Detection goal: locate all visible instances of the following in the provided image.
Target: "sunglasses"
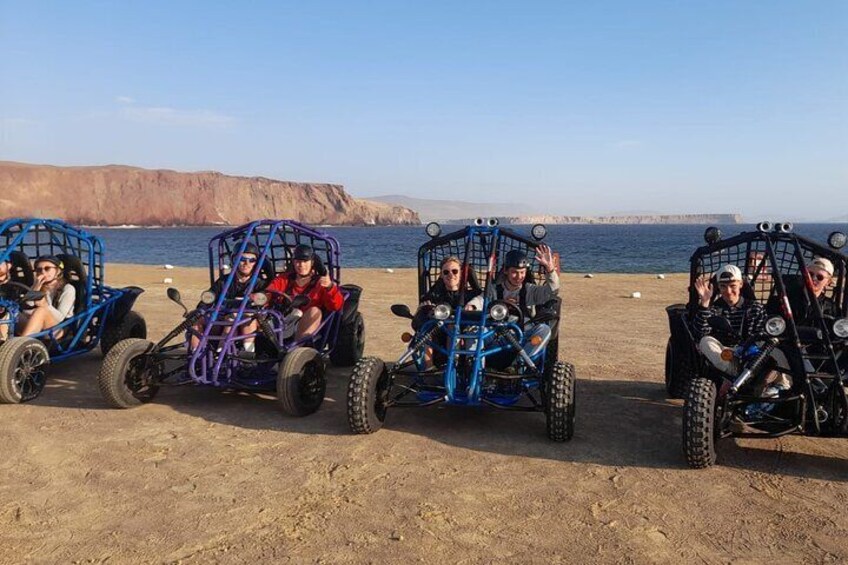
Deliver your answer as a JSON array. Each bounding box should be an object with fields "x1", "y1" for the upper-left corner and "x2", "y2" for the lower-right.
[
  {"x1": 811, "y1": 272, "x2": 830, "y2": 282},
  {"x1": 442, "y1": 268, "x2": 460, "y2": 276},
  {"x1": 239, "y1": 256, "x2": 257, "y2": 264},
  {"x1": 35, "y1": 266, "x2": 57, "y2": 273}
]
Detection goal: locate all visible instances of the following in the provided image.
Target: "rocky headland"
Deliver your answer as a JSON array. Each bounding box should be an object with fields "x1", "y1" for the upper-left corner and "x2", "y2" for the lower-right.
[{"x1": 0, "y1": 161, "x2": 419, "y2": 226}]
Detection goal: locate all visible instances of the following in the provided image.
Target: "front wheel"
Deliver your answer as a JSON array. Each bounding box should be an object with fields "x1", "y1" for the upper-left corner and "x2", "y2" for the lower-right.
[
  {"x1": 347, "y1": 357, "x2": 389, "y2": 434},
  {"x1": 277, "y1": 347, "x2": 326, "y2": 416},
  {"x1": 0, "y1": 337, "x2": 50, "y2": 404},
  {"x1": 546, "y1": 361, "x2": 576, "y2": 442},
  {"x1": 98, "y1": 338, "x2": 158, "y2": 408},
  {"x1": 683, "y1": 377, "x2": 719, "y2": 468}
]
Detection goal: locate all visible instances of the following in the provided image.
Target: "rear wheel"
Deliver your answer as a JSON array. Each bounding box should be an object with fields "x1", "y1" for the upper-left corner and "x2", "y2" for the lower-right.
[
  {"x1": 331, "y1": 311, "x2": 365, "y2": 367},
  {"x1": 683, "y1": 377, "x2": 718, "y2": 468},
  {"x1": 347, "y1": 357, "x2": 389, "y2": 434},
  {"x1": 277, "y1": 347, "x2": 326, "y2": 416},
  {"x1": 101, "y1": 311, "x2": 147, "y2": 356},
  {"x1": 665, "y1": 338, "x2": 690, "y2": 399},
  {"x1": 546, "y1": 361, "x2": 575, "y2": 442},
  {"x1": 0, "y1": 337, "x2": 50, "y2": 404},
  {"x1": 98, "y1": 338, "x2": 158, "y2": 408}
]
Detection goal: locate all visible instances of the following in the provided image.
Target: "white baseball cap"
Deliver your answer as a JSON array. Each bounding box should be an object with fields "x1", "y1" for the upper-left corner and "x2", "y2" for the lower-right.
[
  {"x1": 716, "y1": 264, "x2": 742, "y2": 282},
  {"x1": 809, "y1": 257, "x2": 834, "y2": 277}
]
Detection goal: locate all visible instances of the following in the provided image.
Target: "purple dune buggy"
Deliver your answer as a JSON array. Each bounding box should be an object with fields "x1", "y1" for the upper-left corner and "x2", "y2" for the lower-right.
[{"x1": 97, "y1": 219, "x2": 364, "y2": 416}]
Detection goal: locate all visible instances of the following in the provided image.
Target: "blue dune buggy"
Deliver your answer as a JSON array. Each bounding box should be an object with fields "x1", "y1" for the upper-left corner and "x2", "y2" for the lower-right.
[
  {"x1": 666, "y1": 222, "x2": 848, "y2": 467},
  {"x1": 98, "y1": 219, "x2": 364, "y2": 416},
  {"x1": 347, "y1": 219, "x2": 575, "y2": 441},
  {"x1": 0, "y1": 218, "x2": 146, "y2": 403}
]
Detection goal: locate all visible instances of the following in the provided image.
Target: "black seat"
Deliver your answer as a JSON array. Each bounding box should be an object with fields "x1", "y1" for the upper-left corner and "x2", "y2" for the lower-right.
[
  {"x1": 55, "y1": 254, "x2": 87, "y2": 314},
  {"x1": 8, "y1": 250, "x2": 34, "y2": 287}
]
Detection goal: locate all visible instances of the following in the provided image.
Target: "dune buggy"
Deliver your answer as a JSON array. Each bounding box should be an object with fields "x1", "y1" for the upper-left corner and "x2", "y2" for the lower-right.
[
  {"x1": 347, "y1": 219, "x2": 575, "y2": 441},
  {"x1": 0, "y1": 218, "x2": 146, "y2": 403},
  {"x1": 98, "y1": 219, "x2": 364, "y2": 416},
  {"x1": 665, "y1": 222, "x2": 848, "y2": 467}
]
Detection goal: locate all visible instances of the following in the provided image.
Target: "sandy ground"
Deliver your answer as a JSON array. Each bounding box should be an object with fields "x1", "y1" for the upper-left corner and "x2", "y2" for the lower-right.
[{"x1": 1, "y1": 265, "x2": 847, "y2": 564}]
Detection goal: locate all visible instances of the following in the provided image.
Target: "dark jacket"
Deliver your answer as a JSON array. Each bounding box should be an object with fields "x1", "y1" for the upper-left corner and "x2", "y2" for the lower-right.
[{"x1": 692, "y1": 296, "x2": 767, "y2": 345}]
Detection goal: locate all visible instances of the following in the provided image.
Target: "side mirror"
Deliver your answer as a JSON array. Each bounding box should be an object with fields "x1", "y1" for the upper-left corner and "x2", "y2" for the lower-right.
[
  {"x1": 391, "y1": 304, "x2": 414, "y2": 319},
  {"x1": 167, "y1": 287, "x2": 188, "y2": 315}
]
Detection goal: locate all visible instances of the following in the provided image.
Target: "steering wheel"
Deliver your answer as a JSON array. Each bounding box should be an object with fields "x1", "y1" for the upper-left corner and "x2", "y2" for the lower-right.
[{"x1": 3, "y1": 281, "x2": 44, "y2": 303}]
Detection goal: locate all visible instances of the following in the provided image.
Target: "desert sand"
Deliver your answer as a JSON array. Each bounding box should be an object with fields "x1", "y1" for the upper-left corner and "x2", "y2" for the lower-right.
[{"x1": 1, "y1": 266, "x2": 846, "y2": 564}]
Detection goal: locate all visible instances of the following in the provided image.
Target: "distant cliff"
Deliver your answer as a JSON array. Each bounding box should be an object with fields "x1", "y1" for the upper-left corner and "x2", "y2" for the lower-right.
[
  {"x1": 450, "y1": 214, "x2": 743, "y2": 225},
  {"x1": 0, "y1": 162, "x2": 419, "y2": 226}
]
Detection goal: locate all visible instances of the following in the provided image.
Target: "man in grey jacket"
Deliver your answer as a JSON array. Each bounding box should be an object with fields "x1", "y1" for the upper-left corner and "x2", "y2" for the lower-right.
[{"x1": 468, "y1": 244, "x2": 559, "y2": 318}]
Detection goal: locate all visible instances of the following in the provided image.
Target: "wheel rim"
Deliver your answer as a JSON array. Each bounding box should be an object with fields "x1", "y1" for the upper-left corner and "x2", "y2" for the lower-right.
[
  {"x1": 125, "y1": 356, "x2": 156, "y2": 401},
  {"x1": 298, "y1": 360, "x2": 325, "y2": 408},
  {"x1": 13, "y1": 346, "x2": 48, "y2": 400}
]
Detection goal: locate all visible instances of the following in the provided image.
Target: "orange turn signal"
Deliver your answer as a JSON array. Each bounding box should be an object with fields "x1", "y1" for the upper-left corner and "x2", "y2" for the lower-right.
[
  {"x1": 401, "y1": 332, "x2": 413, "y2": 343},
  {"x1": 720, "y1": 348, "x2": 734, "y2": 362},
  {"x1": 530, "y1": 335, "x2": 543, "y2": 346}
]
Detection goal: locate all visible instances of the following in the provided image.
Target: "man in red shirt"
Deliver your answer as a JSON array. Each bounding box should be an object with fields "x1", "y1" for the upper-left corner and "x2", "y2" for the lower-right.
[{"x1": 266, "y1": 244, "x2": 343, "y2": 340}]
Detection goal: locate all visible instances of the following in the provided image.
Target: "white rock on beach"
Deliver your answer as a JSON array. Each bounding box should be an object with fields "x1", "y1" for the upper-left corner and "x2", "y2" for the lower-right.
[
  {"x1": 584, "y1": 274, "x2": 594, "y2": 278},
  {"x1": 385, "y1": 268, "x2": 394, "y2": 274},
  {"x1": 164, "y1": 264, "x2": 174, "y2": 270},
  {"x1": 163, "y1": 277, "x2": 173, "y2": 284},
  {"x1": 631, "y1": 291, "x2": 642, "y2": 299},
  {"x1": 657, "y1": 274, "x2": 665, "y2": 279}
]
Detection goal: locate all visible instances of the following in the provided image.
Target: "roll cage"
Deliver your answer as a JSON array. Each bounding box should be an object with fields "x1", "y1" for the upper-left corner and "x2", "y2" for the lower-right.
[
  {"x1": 0, "y1": 218, "x2": 137, "y2": 361},
  {"x1": 147, "y1": 220, "x2": 349, "y2": 389},
  {"x1": 391, "y1": 223, "x2": 556, "y2": 408}
]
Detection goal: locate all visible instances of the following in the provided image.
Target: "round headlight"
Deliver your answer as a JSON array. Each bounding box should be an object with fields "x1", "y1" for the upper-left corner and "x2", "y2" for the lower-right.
[
  {"x1": 531, "y1": 224, "x2": 547, "y2": 241},
  {"x1": 756, "y1": 221, "x2": 772, "y2": 233},
  {"x1": 765, "y1": 316, "x2": 786, "y2": 337},
  {"x1": 833, "y1": 318, "x2": 848, "y2": 339},
  {"x1": 777, "y1": 222, "x2": 793, "y2": 233},
  {"x1": 487, "y1": 218, "x2": 499, "y2": 227},
  {"x1": 474, "y1": 217, "x2": 484, "y2": 226},
  {"x1": 828, "y1": 231, "x2": 847, "y2": 250},
  {"x1": 200, "y1": 290, "x2": 216, "y2": 305},
  {"x1": 252, "y1": 292, "x2": 268, "y2": 307},
  {"x1": 703, "y1": 226, "x2": 722, "y2": 245},
  {"x1": 425, "y1": 222, "x2": 442, "y2": 238},
  {"x1": 433, "y1": 303, "x2": 451, "y2": 321},
  {"x1": 489, "y1": 303, "x2": 508, "y2": 321}
]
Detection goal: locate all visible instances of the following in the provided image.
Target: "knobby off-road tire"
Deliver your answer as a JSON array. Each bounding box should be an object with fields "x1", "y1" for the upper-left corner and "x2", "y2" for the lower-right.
[
  {"x1": 347, "y1": 357, "x2": 389, "y2": 434},
  {"x1": 664, "y1": 338, "x2": 690, "y2": 400},
  {"x1": 546, "y1": 361, "x2": 576, "y2": 442},
  {"x1": 100, "y1": 310, "x2": 148, "y2": 356},
  {"x1": 277, "y1": 347, "x2": 326, "y2": 416},
  {"x1": 683, "y1": 377, "x2": 718, "y2": 468},
  {"x1": 0, "y1": 337, "x2": 50, "y2": 404},
  {"x1": 330, "y1": 311, "x2": 365, "y2": 367},
  {"x1": 98, "y1": 338, "x2": 158, "y2": 408}
]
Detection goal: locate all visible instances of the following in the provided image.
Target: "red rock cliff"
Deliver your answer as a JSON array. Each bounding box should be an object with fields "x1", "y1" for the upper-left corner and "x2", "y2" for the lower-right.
[{"x1": 0, "y1": 162, "x2": 419, "y2": 226}]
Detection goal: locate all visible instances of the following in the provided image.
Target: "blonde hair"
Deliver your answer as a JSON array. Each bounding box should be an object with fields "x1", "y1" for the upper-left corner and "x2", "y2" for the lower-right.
[{"x1": 440, "y1": 256, "x2": 461, "y2": 269}]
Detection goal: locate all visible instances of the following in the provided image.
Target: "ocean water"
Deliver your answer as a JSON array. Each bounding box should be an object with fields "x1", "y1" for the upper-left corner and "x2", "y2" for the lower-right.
[{"x1": 87, "y1": 223, "x2": 847, "y2": 273}]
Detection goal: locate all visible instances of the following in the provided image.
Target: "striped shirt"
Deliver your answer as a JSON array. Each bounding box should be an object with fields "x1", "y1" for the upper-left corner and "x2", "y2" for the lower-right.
[{"x1": 692, "y1": 296, "x2": 766, "y2": 345}]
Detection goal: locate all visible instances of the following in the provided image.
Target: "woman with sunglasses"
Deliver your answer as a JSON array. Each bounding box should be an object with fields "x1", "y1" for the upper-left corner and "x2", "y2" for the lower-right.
[
  {"x1": 414, "y1": 256, "x2": 482, "y2": 369},
  {"x1": 18, "y1": 256, "x2": 76, "y2": 337},
  {"x1": 191, "y1": 242, "x2": 267, "y2": 351}
]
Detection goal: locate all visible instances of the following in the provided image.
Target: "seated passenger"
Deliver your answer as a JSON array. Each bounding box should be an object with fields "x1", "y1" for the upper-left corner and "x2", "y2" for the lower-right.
[
  {"x1": 192, "y1": 242, "x2": 267, "y2": 353},
  {"x1": 467, "y1": 244, "x2": 559, "y2": 319},
  {"x1": 767, "y1": 257, "x2": 838, "y2": 327},
  {"x1": 18, "y1": 256, "x2": 76, "y2": 337},
  {"x1": 266, "y1": 244, "x2": 343, "y2": 341},
  {"x1": 693, "y1": 264, "x2": 791, "y2": 397},
  {"x1": 0, "y1": 257, "x2": 14, "y2": 340},
  {"x1": 414, "y1": 256, "x2": 482, "y2": 369}
]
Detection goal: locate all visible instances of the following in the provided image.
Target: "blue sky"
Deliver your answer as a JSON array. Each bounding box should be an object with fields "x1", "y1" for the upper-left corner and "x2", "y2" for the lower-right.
[{"x1": 1, "y1": 1, "x2": 846, "y2": 219}]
